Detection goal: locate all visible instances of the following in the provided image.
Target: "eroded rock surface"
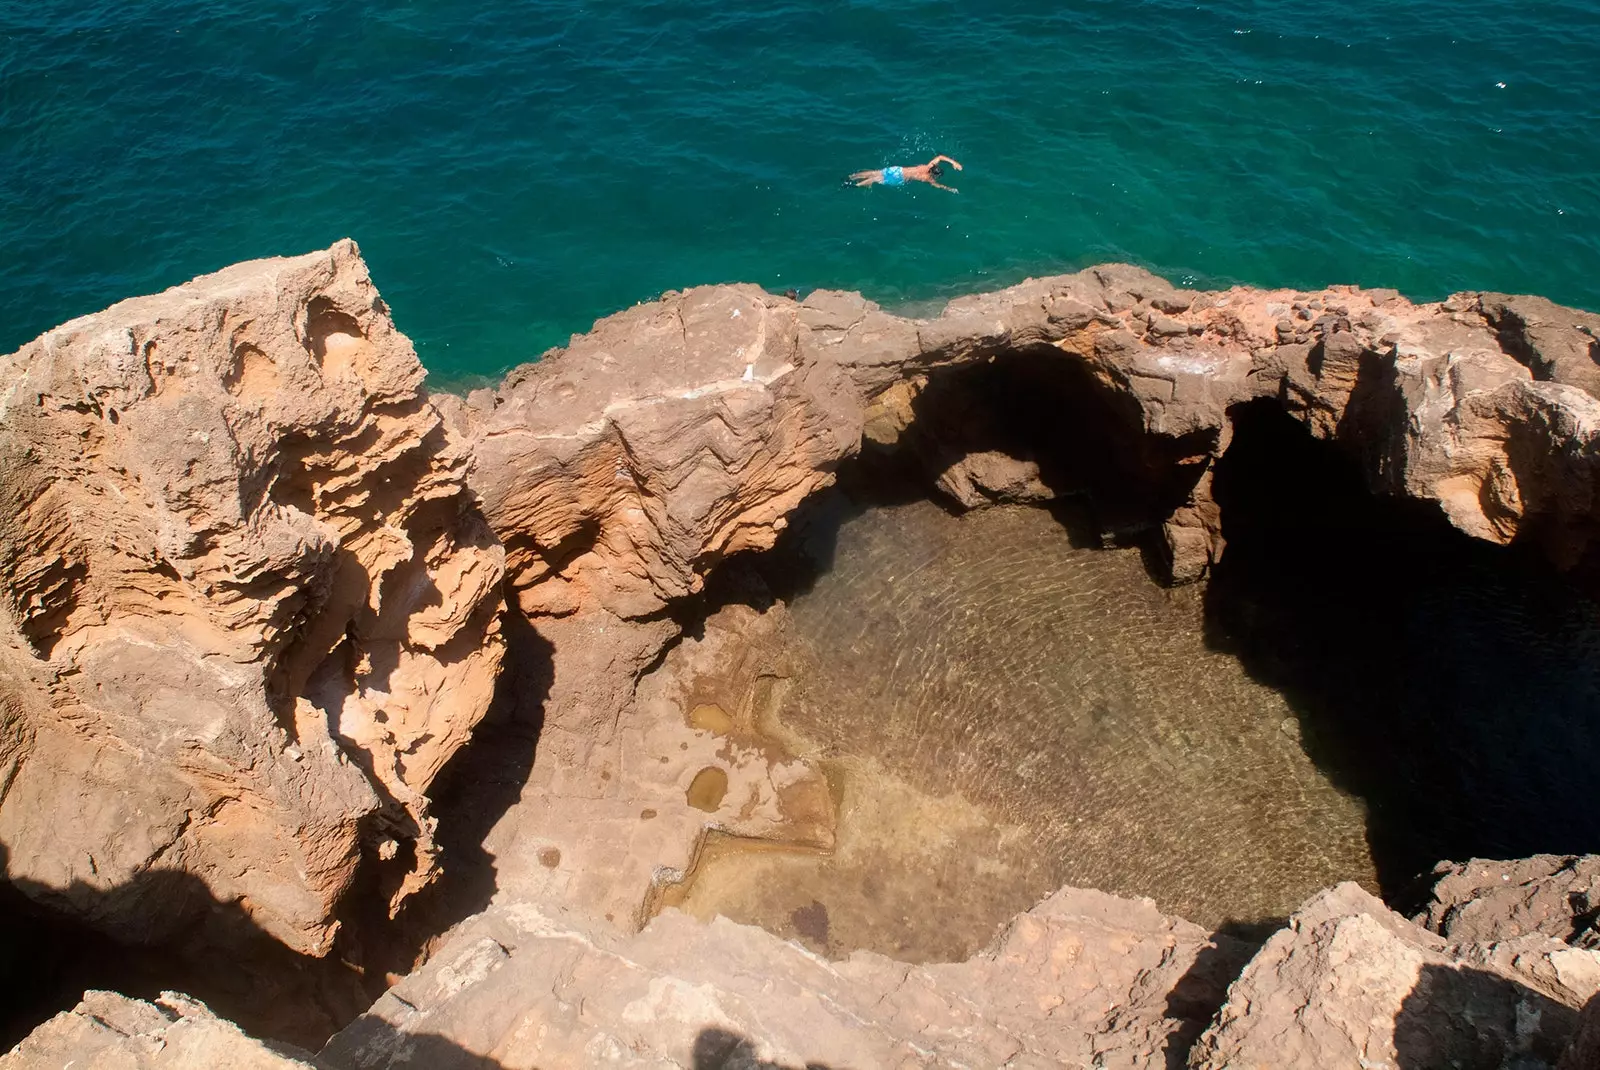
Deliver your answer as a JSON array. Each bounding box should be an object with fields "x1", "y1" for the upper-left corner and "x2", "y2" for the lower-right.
[
  {"x1": 320, "y1": 887, "x2": 1252, "y2": 1070},
  {"x1": 0, "y1": 241, "x2": 503, "y2": 954},
  {"x1": 0, "y1": 991, "x2": 317, "y2": 1069}
]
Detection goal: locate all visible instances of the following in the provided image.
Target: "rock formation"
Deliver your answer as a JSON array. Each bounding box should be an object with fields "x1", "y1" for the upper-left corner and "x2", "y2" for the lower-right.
[
  {"x1": 1190, "y1": 883, "x2": 1600, "y2": 1069},
  {"x1": 321, "y1": 887, "x2": 1254, "y2": 1070},
  {"x1": 8, "y1": 244, "x2": 1600, "y2": 1067},
  {"x1": 1417, "y1": 855, "x2": 1600, "y2": 947},
  {"x1": 0, "y1": 241, "x2": 503, "y2": 954},
  {"x1": 456, "y1": 263, "x2": 1600, "y2": 930},
  {"x1": 0, "y1": 992, "x2": 318, "y2": 1069}
]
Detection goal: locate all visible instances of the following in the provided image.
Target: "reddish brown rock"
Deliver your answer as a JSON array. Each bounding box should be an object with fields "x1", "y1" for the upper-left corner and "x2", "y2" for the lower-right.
[
  {"x1": 1479, "y1": 292, "x2": 1600, "y2": 399},
  {"x1": 459, "y1": 268, "x2": 1600, "y2": 935},
  {"x1": 0, "y1": 241, "x2": 503, "y2": 953},
  {"x1": 1417, "y1": 855, "x2": 1600, "y2": 946},
  {"x1": 935, "y1": 449, "x2": 1057, "y2": 508}
]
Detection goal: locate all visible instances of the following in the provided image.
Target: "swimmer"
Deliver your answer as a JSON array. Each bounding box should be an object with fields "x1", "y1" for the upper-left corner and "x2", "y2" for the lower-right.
[{"x1": 849, "y1": 155, "x2": 963, "y2": 192}]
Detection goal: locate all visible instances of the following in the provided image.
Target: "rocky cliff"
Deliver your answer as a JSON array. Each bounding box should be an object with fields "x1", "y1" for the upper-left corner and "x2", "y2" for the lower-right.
[
  {"x1": 0, "y1": 241, "x2": 503, "y2": 955},
  {"x1": 6, "y1": 243, "x2": 1600, "y2": 1067}
]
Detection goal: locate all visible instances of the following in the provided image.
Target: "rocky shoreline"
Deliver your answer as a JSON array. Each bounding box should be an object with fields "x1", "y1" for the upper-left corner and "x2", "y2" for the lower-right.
[{"x1": 4, "y1": 240, "x2": 1600, "y2": 1067}]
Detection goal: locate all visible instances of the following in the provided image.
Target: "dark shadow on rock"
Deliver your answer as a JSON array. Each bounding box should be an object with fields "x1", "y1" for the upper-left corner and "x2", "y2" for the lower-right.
[
  {"x1": 1159, "y1": 931, "x2": 1262, "y2": 1070},
  {"x1": 320, "y1": 1028, "x2": 510, "y2": 1069},
  {"x1": 0, "y1": 842, "x2": 523, "y2": 1068},
  {"x1": 0, "y1": 605, "x2": 552, "y2": 1056},
  {"x1": 895, "y1": 344, "x2": 1215, "y2": 540},
  {"x1": 692, "y1": 1027, "x2": 839, "y2": 1070},
  {"x1": 1204, "y1": 400, "x2": 1600, "y2": 907},
  {"x1": 1393, "y1": 963, "x2": 1578, "y2": 1069}
]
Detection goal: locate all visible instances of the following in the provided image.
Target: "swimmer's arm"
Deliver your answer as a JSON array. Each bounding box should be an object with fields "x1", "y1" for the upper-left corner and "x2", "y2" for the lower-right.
[
  {"x1": 930, "y1": 155, "x2": 963, "y2": 170},
  {"x1": 929, "y1": 180, "x2": 959, "y2": 192}
]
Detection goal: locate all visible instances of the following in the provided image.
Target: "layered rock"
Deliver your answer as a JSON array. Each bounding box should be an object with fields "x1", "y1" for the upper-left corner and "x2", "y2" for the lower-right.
[
  {"x1": 0, "y1": 241, "x2": 503, "y2": 954},
  {"x1": 9, "y1": 248, "x2": 1600, "y2": 1067},
  {"x1": 467, "y1": 264, "x2": 1600, "y2": 610}
]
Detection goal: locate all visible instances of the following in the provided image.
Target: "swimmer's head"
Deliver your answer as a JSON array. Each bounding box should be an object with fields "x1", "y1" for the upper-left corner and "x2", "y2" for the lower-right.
[{"x1": 930, "y1": 163, "x2": 945, "y2": 178}]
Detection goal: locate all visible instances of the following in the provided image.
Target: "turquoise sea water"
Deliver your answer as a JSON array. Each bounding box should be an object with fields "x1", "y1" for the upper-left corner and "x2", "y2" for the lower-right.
[{"x1": 3, "y1": 1, "x2": 1597, "y2": 387}]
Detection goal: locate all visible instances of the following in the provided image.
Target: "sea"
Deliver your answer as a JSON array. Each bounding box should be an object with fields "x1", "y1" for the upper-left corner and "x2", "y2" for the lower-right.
[{"x1": 2, "y1": 0, "x2": 1597, "y2": 389}]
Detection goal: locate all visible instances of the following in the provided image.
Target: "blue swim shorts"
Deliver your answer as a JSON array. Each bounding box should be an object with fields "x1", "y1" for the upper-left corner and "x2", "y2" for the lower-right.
[{"x1": 882, "y1": 166, "x2": 905, "y2": 186}]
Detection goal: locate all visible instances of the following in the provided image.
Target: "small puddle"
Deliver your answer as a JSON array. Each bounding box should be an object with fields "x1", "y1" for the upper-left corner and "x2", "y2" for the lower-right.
[{"x1": 685, "y1": 766, "x2": 730, "y2": 812}]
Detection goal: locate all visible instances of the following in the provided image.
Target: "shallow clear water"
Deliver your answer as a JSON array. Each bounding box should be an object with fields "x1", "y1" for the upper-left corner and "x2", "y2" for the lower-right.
[
  {"x1": 3, "y1": 1, "x2": 1597, "y2": 386},
  {"x1": 679, "y1": 498, "x2": 1378, "y2": 954}
]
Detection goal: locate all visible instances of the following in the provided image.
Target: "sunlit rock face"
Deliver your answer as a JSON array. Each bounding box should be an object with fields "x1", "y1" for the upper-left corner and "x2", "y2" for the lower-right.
[{"x1": 0, "y1": 241, "x2": 503, "y2": 954}]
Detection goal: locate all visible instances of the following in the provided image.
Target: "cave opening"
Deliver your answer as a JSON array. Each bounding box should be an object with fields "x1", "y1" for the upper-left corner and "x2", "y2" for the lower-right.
[
  {"x1": 1204, "y1": 398, "x2": 1600, "y2": 910},
  {"x1": 647, "y1": 346, "x2": 1600, "y2": 963}
]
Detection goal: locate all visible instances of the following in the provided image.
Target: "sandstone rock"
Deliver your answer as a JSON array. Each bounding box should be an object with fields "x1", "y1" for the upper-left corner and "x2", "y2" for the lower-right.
[
  {"x1": 1417, "y1": 855, "x2": 1600, "y2": 947},
  {"x1": 1, "y1": 991, "x2": 317, "y2": 1069},
  {"x1": 460, "y1": 269, "x2": 1600, "y2": 919},
  {"x1": 935, "y1": 449, "x2": 1057, "y2": 508},
  {"x1": 0, "y1": 241, "x2": 503, "y2": 953},
  {"x1": 320, "y1": 887, "x2": 1252, "y2": 1070},
  {"x1": 469, "y1": 265, "x2": 1600, "y2": 615},
  {"x1": 1188, "y1": 883, "x2": 1600, "y2": 1069}
]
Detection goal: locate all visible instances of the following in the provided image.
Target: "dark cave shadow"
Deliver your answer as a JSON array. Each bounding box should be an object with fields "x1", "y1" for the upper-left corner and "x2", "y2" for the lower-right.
[
  {"x1": 702, "y1": 345, "x2": 1201, "y2": 612},
  {"x1": 1202, "y1": 400, "x2": 1600, "y2": 909},
  {"x1": 692, "y1": 1027, "x2": 839, "y2": 1070},
  {"x1": 1392, "y1": 964, "x2": 1581, "y2": 1068}
]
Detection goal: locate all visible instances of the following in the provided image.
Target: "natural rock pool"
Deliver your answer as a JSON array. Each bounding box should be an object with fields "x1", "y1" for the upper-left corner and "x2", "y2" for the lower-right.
[
  {"x1": 674, "y1": 495, "x2": 1377, "y2": 959},
  {"x1": 670, "y1": 403, "x2": 1600, "y2": 963}
]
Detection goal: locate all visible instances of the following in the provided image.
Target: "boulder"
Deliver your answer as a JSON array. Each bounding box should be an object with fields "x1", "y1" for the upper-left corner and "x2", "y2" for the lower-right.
[
  {"x1": 935, "y1": 449, "x2": 1057, "y2": 508},
  {"x1": 1416, "y1": 855, "x2": 1600, "y2": 946}
]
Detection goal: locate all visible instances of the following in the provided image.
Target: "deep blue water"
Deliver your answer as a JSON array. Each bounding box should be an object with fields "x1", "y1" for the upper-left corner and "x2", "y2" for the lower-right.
[{"x1": 2, "y1": 1, "x2": 1597, "y2": 388}]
